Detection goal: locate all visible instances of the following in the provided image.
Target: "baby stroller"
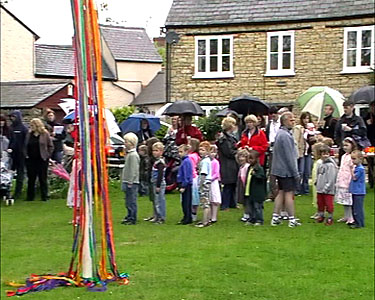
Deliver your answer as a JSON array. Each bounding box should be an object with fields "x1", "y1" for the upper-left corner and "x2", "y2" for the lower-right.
[{"x1": 1, "y1": 151, "x2": 14, "y2": 206}]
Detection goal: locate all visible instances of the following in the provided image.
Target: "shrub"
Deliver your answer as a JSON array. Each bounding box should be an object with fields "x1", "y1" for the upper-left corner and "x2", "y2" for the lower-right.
[
  {"x1": 110, "y1": 106, "x2": 135, "y2": 124},
  {"x1": 195, "y1": 110, "x2": 222, "y2": 141}
]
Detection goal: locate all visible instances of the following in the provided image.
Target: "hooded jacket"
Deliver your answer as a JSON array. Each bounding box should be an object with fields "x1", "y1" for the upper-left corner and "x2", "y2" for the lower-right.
[
  {"x1": 8, "y1": 110, "x2": 28, "y2": 159},
  {"x1": 316, "y1": 157, "x2": 338, "y2": 195}
]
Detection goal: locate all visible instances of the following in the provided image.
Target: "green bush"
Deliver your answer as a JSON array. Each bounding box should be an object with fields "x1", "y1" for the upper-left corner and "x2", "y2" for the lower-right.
[
  {"x1": 155, "y1": 123, "x2": 169, "y2": 141},
  {"x1": 110, "y1": 106, "x2": 136, "y2": 124},
  {"x1": 195, "y1": 110, "x2": 222, "y2": 141}
]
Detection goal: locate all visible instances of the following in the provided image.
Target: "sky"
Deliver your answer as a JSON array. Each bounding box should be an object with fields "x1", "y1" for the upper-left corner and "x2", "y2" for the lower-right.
[{"x1": 2, "y1": 0, "x2": 174, "y2": 45}]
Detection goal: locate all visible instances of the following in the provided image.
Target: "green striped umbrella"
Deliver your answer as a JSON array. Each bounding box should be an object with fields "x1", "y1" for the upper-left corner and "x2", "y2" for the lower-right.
[{"x1": 297, "y1": 86, "x2": 345, "y2": 120}]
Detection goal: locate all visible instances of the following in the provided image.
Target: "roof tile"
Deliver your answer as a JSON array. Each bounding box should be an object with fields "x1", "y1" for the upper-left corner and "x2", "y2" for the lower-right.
[
  {"x1": 166, "y1": 0, "x2": 375, "y2": 26},
  {"x1": 0, "y1": 81, "x2": 70, "y2": 108},
  {"x1": 100, "y1": 25, "x2": 163, "y2": 63}
]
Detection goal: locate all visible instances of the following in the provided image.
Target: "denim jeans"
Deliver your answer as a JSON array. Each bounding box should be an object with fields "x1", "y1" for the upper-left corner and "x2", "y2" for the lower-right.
[
  {"x1": 221, "y1": 183, "x2": 236, "y2": 209},
  {"x1": 297, "y1": 154, "x2": 312, "y2": 194},
  {"x1": 152, "y1": 183, "x2": 166, "y2": 220},
  {"x1": 246, "y1": 199, "x2": 264, "y2": 224},
  {"x1": 352, "y1": 194, "x2": 365, "y2": 227},
  {"x1": 122, "y1": 182, "x2": 139, "y2": 223}
]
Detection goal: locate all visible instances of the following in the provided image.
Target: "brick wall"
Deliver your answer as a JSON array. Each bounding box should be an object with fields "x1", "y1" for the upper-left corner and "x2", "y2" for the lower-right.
[{"x1": 168, "y1": 17, "x2": 374, "y2": 105}]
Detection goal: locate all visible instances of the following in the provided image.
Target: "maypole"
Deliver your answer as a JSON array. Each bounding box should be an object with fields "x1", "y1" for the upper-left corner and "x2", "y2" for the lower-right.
[{"x1": 6, "y1": 0, "x2": 128, "y2": 296}]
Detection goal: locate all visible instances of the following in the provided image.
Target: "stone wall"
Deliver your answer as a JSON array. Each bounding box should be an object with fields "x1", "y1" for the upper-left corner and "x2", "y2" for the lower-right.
[{"x1": 169, "y1": 17, "x2": 374, "y2": 105}]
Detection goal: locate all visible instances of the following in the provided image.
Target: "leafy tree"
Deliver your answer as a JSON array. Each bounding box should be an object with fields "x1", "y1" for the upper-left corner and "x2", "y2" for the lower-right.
[
  {"x1": 110, "y1": 106, "x2": 135, "y2": 124},
  {"x1": 157, "y1": 46, "x2": 166, "y2": 66},
  {"x1": 195, "y1": 110, "x2": 222, "y2": 141}
]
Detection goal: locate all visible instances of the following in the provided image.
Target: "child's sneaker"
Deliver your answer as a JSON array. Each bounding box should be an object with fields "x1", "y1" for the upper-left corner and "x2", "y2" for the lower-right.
[
  {"x1": 254, "y1": 222, "x2": 263, "y2": 226},
  {"x1": 316, "y1": 216, "x2": 325, "y2": 223},
  {"x1": 325, "y1": 218, "x2": 333, "y2": 226},
  {"x1": 337, "y1": 217, "x2": 347, "y2": 223},
  {"x1": 241, "y1": 216, "x2": 249, "y2": 222},
  {"x1": 271, "y1": 218, "x2": 282, "y2": 226},
  {"x1": 288, "y1": 219, "x2": 301, "y2": 228},
  {"x1": 310, "y1": 213, "x2": 318, "y2": 219}
]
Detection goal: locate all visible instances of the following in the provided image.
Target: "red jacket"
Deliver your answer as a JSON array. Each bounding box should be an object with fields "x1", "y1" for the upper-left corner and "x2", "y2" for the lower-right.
[
  {"x1": 238, "y1": 128, "x2": 268, "y2": 166},
  {"x1": 176, "y1": 125, "x2": 203, "y2": 145}
]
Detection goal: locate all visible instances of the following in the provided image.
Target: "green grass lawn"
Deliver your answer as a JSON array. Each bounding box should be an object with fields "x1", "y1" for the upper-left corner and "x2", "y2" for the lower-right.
[{"x1": 1, "y1": 181, "x2": 374, "y2": 300}]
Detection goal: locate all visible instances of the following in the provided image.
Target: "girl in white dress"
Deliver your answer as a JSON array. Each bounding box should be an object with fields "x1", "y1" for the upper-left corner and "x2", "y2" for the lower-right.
[
  {"x1": 209, "y1": 145, "x2": 221, "y2": 223},
  {"x1": 335, "y1": 137, "x2": 357, "y2": 224}
]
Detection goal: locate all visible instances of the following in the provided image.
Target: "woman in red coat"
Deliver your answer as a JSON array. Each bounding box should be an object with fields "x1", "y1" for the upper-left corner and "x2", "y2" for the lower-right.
[{"x1": 238, "y1": 114, "x2": 268, "y2": 166}]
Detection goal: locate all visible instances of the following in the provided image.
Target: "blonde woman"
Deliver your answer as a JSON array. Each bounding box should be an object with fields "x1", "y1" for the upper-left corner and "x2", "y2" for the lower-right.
[
  {"x1": 217, "y1": 116, "x2": 239, "y2": 210},
  {"x1": 25, "y1": 118, "x2": 54, "y2": 201}
]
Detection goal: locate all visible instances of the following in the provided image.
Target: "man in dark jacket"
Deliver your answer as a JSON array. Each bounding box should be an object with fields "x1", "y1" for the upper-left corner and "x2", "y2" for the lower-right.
[
  {"x1": 8, "y1": 110, "x2": 28, "y2": 199},
  {"x1": 364, "y1": 101, "x2": 375, "y2": 188},
  {"x1": 335, "y1": 100, "x2": 367, "y2": 148},
  {"x1": 318, "y1": 104, "x2": 337, "y2": 139}
]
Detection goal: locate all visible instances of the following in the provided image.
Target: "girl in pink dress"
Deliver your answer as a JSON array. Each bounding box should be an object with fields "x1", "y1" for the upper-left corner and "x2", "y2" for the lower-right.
[
  {"x1": 209, "y1": 145, "x2": 221, "y2": 223},
  {"x1": 335, "y1": 137, "x2": 357, "y2": 224},
  {"x1": 188, "y1": 138, "x2": 200, "y2": 222}
]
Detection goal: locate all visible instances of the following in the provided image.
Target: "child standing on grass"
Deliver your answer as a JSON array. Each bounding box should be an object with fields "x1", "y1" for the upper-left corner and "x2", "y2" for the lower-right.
[
  {"x1": 310, "y1": 137, "x2": 334, "y2": 219},
  {"x1": 315, "y1": 145, "x2": 338, "y2": 225},
  {"x1": 196, "y1": 141, "x2": 212, "y2": 228},
  {"x1": 121, "y1": 133, "x2": 140, "y2": 225},
  {"x1": 209, "y1": 145, "x2": 221, "y2": 224},
  {"x1": 235, "y1": 149, "x2": 250, "y2": 222},
  {"x1": 188, "y1": 138, "x2": 200, "y2": 222},
  {"x1": 349, "y1": 150, "x2": 366, "y2": 229},
  {"x1": 151, "y1": 142, "x2": 167, "y2": 224},
  {"x1": 138, "y1": 145, "x2": 149, "y2": 196},
  {"x1": 143, "y1": 137, "x2": 160, "y2": 222},
  {"x1": 335, "y1": 137, "x2": 357, "y2": 225},
  {"x1": 310, "y1": 141, "x2": 324, "y2": 219},
  {"x1": 244, "y1": 150, "x2": 267, "y2": 226},
  {"x1": 177, "y1": 144, "x2": 193, "y2": 225}
]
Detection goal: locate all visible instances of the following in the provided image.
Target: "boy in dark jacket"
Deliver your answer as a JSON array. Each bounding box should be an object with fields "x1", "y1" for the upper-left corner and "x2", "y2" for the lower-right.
[
  {"x1": 244, "y1": 150, "x2": 267, "y2": 226},
  {"x1": 151, "y1": 142, "x2": 166, "y2": 224},
  {"x1": 177, "y1": 144, "x2": 193, "y2": 225},
  {"x1": 138, "y1": 145, "x2": 149, "y2": 196}
]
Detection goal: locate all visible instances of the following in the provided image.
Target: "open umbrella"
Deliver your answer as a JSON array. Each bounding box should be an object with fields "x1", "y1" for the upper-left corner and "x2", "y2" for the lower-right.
[
  {"x1": 229, "y1": 95, "x2": 269, "y2": 115},
  {"x1": 119, "y1": 113, "x2": 160, "y2": 134},
  {"x1": 162, "y1": 100, "x2": 204, "y2": 116},
  {"x1": 349, "y1": 85, "x2": 375, "y2": 104},
  {"x1": 215, "y1": 107, "x2": 242, "y2": 118},
  {"x1": 297, "y1": 86, "x2": 345, "y2": 120}
]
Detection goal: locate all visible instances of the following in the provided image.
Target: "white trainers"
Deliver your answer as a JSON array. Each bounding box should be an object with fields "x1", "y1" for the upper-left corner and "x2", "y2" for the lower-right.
[
  {"x1": 288, "y1": 219, "x2": 301, "y2": 228},
  {"x1": 271, "y1": 218, "x2": 282, "y2": 226}
]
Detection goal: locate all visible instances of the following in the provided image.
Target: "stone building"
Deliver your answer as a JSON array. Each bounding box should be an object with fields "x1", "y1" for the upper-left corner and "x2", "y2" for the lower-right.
[{"x1": 164, "y1": 0, "x2": 375, "y2": 108}]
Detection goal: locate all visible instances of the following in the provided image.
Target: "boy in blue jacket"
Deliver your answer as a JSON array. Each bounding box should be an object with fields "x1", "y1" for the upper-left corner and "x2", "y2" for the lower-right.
[
  {"x1": 349, "y1": 150, "x2": 366, "y2": 228},
  {"x1": 177, "y1": 144, "x2": 193, "y2": 225}
]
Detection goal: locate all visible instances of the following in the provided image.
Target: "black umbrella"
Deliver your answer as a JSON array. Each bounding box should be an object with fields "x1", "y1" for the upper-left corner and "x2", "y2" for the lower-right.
[
  {"x1": 163, "y1": 100, "x2": 205, "y2": 116},
  {"x1": 349, "y1": 85, "x2": 375, "y2": 104},
  {"x1": 229, "y1": 95, "x2": 269, "y2": 115},
  {"x1": 215, "y1": 107, "x2": 242, "y2": 118}
]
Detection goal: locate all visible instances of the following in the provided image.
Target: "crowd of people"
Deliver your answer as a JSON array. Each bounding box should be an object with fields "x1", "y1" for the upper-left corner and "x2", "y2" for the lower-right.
[
  {"x1": 0, "y1": 99, "x2": 374, "y2": 230},
  {"x1": 120, "y1": 100, "x2": 374, "y2": 229}
]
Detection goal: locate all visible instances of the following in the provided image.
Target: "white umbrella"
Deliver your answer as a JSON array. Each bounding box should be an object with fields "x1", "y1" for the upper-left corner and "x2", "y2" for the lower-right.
[{"x1": 297, "y1": 86, "x2": 345, "y2": 120}]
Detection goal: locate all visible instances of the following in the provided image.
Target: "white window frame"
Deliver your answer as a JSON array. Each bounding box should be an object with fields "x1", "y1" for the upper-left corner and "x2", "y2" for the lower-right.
[
  {"x1": 193, "y1": 35, "x2": 234, "y2": 79},
  {"x1": 342, "y1": 25, "x2": 375, "y2": 74},
  {"x1": 265, "y1": 31, "x2": 295, "y2": 77}
]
